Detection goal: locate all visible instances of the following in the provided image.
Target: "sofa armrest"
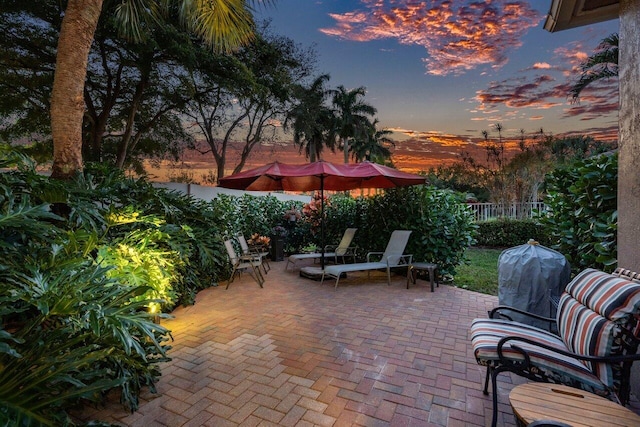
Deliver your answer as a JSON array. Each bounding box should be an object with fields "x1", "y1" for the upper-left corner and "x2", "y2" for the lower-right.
[
  {"x1": 490, "y1": 306, "x2": 557, "y2": 326},
  {"x1": 497, "y1": 335, "x2": 640, "y2": 367}
]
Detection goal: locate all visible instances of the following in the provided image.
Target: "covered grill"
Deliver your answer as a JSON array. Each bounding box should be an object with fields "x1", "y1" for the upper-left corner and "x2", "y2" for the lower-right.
[{"x1": 497, "y1": 239, "x2": 570, "y2": 329}]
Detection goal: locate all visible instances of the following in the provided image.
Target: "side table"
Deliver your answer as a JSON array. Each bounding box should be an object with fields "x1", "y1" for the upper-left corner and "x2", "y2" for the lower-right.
[
  {"x1": 407, "y1": 262, "x2": 438, "y2": 292},
  {"x1": 509, "y1": 382, "x2": 640, "y2": 427}
]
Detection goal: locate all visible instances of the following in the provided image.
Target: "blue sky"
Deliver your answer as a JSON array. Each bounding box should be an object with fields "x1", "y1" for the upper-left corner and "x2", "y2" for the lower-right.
[{"x1": 254, "y1": 0, "x2": 619, "y2": 170}]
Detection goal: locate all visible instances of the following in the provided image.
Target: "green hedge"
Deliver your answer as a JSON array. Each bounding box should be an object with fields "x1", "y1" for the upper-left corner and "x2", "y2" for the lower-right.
[
  {"x1": 475, "y1": 218, "x2": 551, "y2": 248},
  {"x1": 353, "y1": 186, "x2": 477, "y2": 276}
]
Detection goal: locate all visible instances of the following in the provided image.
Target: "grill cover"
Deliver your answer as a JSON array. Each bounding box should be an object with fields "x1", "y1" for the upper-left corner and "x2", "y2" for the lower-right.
[{"x1": 498, "y1": 240, "x2": 570, "y2": 329}]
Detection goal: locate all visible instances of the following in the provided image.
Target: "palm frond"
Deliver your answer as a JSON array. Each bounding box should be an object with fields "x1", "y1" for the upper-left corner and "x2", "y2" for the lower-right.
[
  {"x1": 570, "y1": 33, "x2": 618, "y2": 101},
  {"x1": 183, "y1": 0, "x2": 255, "y2": 53},
  {"x1": 112, "y1": 0, "x2": 162, "y2": 43}
]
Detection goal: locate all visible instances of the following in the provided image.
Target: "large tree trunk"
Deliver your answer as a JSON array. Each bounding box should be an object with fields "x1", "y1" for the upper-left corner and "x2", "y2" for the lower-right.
[{"x1": 50, "y1": 0, "x2": 103, "y2": 179}]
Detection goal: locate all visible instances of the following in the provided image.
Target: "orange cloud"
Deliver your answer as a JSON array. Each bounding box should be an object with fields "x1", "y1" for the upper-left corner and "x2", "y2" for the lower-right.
[{"x1": 319, "y1": 0, "x2": 541, "y2": 76}]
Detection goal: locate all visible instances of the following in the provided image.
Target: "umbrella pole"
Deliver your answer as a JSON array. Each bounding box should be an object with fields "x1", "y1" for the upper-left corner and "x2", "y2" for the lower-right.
[{"x1": 320, "y1": 177, "x2": 326, "y2": 270}]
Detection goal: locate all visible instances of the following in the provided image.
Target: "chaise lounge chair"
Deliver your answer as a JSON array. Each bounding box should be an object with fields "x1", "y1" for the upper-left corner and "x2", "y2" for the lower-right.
[
  {"x1": 286, "y1": 228, "x2": 358, "y2": 270},
  {"x1": 321, "y1": 230, "x2": 412, "y2": 289}
]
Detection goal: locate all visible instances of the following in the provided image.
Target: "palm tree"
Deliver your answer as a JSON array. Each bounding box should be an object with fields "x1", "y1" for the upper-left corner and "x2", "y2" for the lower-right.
[
  {"x1": 50, "y1": 0, "x2": 258, "y2": 179},
  {"x1": 570, "y1": 33, "x2": 618, "y2": 101},
  {"x1": 350, "y1": 119, "x2": 394, "y2": 163},
  {"x1": 285, "y1": 74, "x2": 336, "y2": 162},
  {"x1": 331, "y1": 86, "x2": 377, "y2": 164}
]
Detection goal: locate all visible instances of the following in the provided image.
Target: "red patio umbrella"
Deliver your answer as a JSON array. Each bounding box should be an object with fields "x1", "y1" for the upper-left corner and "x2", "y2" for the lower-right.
[
  {"x1": 218, "y1": 161, "x2": 425, "y2": 269},
  {"x1": 217, "y1": 161, "x2": 353, "y2": 192}
]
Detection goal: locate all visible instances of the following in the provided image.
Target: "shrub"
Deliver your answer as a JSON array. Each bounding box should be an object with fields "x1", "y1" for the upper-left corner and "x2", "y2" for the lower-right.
[
  {"x1": 475, "y1": 218, "x2": 551, "y2": 248},
  {"x1": 0, "y1": 158, "x2": 172, "y2": 424},
  {"x1": 354, "y1": 186, "x2": 477, "y2": 276},
  {"x1": 322, "y1": 193, "x2": 358, "y2": 249},
  {"x1": 537, "y1": 152, "x2": 617, "y2": 273}
]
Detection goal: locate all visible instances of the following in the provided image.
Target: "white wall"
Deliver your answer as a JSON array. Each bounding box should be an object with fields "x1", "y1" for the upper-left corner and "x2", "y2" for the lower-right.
[{"x1": 153, "y1": 182, "x2": 312, "y2": 203}]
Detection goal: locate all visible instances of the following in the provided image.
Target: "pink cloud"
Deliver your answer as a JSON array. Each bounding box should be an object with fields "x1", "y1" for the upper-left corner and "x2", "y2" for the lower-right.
[
  {"x1": 319, "y1": 0, "x2": 542, "y2": 76},
  {"x1": 475, "y1": 74, "x2": 569, "y2": 111},
  {"x1": 474, "y1": 38, "x2": 619, "y2": 123}
]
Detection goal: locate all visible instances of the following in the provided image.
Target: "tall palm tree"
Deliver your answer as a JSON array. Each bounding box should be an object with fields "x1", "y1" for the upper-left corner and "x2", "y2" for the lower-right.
[
  {"x1": 285, "y1": 74, "x2": 336, "y2": 162},
  {"x1": 350, "y1": 119, "x2": 394, "y2": 163},
  {"x1": 50, "y1": 0, "x2": 258, "y2": 179},
  {"x1": 331, "y1": 85, "x2": 377, "y2": 164},
  {"x1": 570, "y1": 33, "x2": 618, "y2": 101}
]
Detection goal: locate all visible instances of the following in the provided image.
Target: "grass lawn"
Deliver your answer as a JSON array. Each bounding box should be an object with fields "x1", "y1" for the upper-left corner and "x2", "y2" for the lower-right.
[{"x1": 453, "y1": 247, "x2": 503, "y2": 295}]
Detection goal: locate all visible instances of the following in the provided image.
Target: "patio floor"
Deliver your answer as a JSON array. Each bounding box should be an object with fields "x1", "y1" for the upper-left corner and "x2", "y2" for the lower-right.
[{"x1": 79, "y1": 259, "x2": 640, "y2": 426}]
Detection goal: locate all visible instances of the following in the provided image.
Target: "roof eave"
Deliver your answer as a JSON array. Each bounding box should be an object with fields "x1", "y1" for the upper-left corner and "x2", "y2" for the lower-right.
[{"x1": 545, "y1": 0, "x2": 619, "y2": 32}]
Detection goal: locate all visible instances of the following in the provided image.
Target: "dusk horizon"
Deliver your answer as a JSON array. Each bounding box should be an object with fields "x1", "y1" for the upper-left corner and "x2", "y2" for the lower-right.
[{"x1": 151, "y1": 0, "x2": 620, "y2": 182}]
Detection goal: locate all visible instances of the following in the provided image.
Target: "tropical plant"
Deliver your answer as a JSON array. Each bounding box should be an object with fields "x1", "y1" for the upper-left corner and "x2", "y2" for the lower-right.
[
  {"x1": 285, "y1": 74, "x2": 337, "y2": 162},
  {"x1": 0, "y1": 157, "x2": 173, "y2": 424},
  {"x1": 350, "y1": 118, "x2": 394, "y2": 163},
  {"x1": 537, "y1": 152, "x2": 617, "y2": 273},
  {"x1": 331, "y1": 85, "x2": 377, "y2": 164},
  {"x1": 570, "y1": 33, "x2": 618, "y2": 101}
]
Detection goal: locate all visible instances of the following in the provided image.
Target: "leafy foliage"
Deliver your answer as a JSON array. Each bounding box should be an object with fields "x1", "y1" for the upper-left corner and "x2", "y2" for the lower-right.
[
  {"x1": 570, "y1": 33, "x2": 618, "y2": 101},
  {"x1": 0, "y1": 152, "x2": 235, "y2": 424},
  {"x1": 537, "y1": 152, "x2": 617, "y2": 273},
  {"x1": 475, "y1": 219, "x2": 551, "y2": 248},
  {"x1": 0, "y1": 218, "x2": 167, "y2": 423},
  {"x1": 354, "y1": 187, "x2": 477, "y2": 276},
  {"x1": 285, "y1": 74, "x2": 337, "y2": 162}
]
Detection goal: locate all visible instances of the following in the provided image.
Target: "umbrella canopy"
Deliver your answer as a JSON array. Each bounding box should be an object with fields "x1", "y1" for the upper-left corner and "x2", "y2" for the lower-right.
[
  {"x1": 341, "y1": 161, "x2": 427, "y2": 189},
  {"x1": 218, "y1": 161, "x2": 349, "y2": 192},
  {"x1": 218, "y1": 161, "x2": 425, "y2": 192},
  {"x1": 218, "y1": 160, "x2": 425, "y2": 270}
]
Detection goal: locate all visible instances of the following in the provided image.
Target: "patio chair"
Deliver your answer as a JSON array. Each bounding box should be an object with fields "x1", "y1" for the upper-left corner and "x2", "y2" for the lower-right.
[
  {"x1": 237, "y1": 233, "x2": 270, "y2": 274},
  {"x1": 286, "y1": 228, "x2": 358, "y2": 270},
  {"x1": 224, "y1": 239, "x2": 264, "y2": 289},
  {"x1": 321, "y1": 230, "x2": 412, "y2": 289},
  {"x1": 470, "y1": 268, "x2": 640, "y2": 427}
]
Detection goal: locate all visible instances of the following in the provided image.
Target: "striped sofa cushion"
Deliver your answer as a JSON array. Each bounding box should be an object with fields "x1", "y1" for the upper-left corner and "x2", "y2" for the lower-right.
[
  {"x1": 561, "y1": 268, "x2": 640, "y2": 339},
  {"x1": 564, "y1": 269, "x2": 640, "y2": 319},
  {"x1": 558, "y1": 268, "x2": 640, "y2": 390},
  {"x1": 470, "y1": 318, "x2": 607, "y2": 395}
]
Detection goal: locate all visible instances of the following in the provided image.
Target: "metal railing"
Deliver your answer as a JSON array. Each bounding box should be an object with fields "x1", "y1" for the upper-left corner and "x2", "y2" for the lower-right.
[{"x1": 466, "y1": 202, "x2": 547, "y2": 222}]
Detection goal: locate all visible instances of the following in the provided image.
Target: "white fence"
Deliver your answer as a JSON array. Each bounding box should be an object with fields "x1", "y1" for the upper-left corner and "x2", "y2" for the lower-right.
[{"x1": 466, "y1": 202, "x2": 546, "y2": 222}]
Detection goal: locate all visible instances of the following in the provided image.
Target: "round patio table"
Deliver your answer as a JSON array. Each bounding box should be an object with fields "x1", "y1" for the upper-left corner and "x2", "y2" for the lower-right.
[{"x1": 509, "y1": 383, "x2": 640, "y2": 427}]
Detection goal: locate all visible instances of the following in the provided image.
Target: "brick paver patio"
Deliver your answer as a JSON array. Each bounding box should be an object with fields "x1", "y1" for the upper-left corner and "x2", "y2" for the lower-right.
[{"x1": 79, "y1": 259, "x2": 640, "y2": 426}]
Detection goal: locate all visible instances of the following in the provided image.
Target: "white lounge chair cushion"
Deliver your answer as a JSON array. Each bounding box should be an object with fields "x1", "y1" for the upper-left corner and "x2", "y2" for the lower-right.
[
  {"x1": 289, "y1": 252, "x2": 338, "y2": 262},
  {"x1": 323, "y1": 261, "x2": 387, "y2": 277}
]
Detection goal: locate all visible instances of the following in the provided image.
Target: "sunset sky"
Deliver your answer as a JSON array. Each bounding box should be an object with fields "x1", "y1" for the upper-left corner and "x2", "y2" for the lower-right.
[{"x1": 251, "y1": 0, "x2": 619, "y2": 172}]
